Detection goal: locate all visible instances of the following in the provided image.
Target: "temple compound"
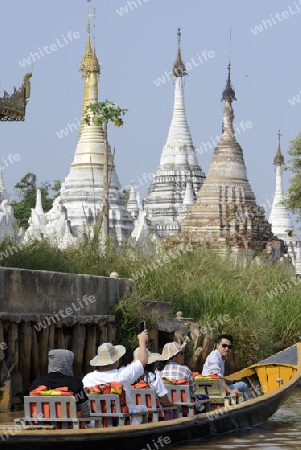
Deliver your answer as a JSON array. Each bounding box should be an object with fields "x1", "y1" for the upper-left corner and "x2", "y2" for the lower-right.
[
  {"x1": 132, "y1": 30, "x2": 205, "y2": 244},
  {"x1": 24, "y1": 19, "x2": 133, "y2": 246},
  {"x1": 178, "y1": 64, "x2": 285, "y2": 261}
]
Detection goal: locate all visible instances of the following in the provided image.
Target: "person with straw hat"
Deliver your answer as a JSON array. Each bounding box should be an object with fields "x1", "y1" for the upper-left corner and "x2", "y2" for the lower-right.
[
  {"x1": 133, "y1": 348, "x2": 173, "y2": 408},
  {"x1": 158, "y1": 341, "x2": 196, "y2": 398},
  {"x1": 82, "y1": 330, "x2": 149, "y2": 424}
]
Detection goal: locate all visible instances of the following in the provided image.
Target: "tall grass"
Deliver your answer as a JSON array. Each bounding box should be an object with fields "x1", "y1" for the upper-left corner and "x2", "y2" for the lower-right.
[{"x1": 0, "y1": 237, "x2": 300, "y2": 367}]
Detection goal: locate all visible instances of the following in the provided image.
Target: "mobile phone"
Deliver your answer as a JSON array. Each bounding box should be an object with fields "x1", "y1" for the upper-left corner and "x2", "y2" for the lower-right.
[{"x1": 139, "y1": 321, "x2": 146, "y2": 333}]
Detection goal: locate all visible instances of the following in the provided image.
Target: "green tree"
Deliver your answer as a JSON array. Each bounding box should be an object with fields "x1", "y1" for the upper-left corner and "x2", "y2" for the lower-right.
[
  {"x1": 284, "y1": 133, "x2": 301, "y2": 216},
  {"x1": 84, "y1": 100, "x2": 127, "y2": 239},
  {"x1": 11, "y1": 172, "x2": 61, "y2": 229}
]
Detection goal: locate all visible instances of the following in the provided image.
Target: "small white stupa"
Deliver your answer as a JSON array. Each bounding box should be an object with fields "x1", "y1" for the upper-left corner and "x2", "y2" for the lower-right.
[
  {"x1": 268, "y1": 131, "x2": 300, "y2": 272},
  {"x1": 0, "y1": 169, "x2": 17, "y2": 240}
]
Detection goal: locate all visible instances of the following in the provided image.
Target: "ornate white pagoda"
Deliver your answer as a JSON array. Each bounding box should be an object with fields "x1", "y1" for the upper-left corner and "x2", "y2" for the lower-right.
[
  {"x1": 268, "y1": 132, "x2": 301, "y2": 271},
  {"x1": 268, "y1": 132, "x2": 294, "y2": 242},
  {"x1": 25, "y1": 17, "x2": 133, "y2": 246},
  {"x1": 132, "y1": 29, "x2": 205, "y2": 242}
]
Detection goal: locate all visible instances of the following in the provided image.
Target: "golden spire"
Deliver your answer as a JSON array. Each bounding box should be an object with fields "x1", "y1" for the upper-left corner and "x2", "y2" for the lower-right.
[
  {"x1": 172, "y1": 28, "x2": 187, "y2": 77},
  {"x1": 274, "y1": 130, "x2": 285, "y2": 166},
  {"x1": 79, "y1": 1, "x2": 100, "y2": 76}
]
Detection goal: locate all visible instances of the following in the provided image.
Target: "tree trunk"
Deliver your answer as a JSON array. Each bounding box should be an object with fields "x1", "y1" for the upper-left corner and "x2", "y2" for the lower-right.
[{"x1": 103, "y1": 121, "x2": 109, "y2": 239}]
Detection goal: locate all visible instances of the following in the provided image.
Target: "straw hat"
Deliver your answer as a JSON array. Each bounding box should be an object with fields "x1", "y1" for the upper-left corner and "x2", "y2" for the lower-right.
[
  {"x1": 160, "y1": 342, "x2": 186, "y2": 361},
  {"x1": 90, "y1": 343, "x2": 126, "y2": 367},
  {"x1": 133, "y1": 348, "x2": 162, "y2": 364}
]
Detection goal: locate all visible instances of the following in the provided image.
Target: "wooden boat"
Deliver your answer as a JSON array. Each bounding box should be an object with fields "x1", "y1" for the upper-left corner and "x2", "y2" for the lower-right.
[{"x1": 1, "y1": 342, "x2": 301, "y2": 450}]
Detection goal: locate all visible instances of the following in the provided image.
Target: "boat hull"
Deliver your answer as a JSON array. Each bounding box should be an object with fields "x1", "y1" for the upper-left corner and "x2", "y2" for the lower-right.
[{"x1": 1, "y1": 343, "x2": 301, "y2": 449}]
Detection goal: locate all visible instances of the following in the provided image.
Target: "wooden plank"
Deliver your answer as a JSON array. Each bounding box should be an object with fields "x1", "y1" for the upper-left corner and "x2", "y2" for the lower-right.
[
  {"x1": 7, "y1": 323, "x2": 18, "y2": 372},
  {"x1": 85, "y1": 326, "x2": 97, "y2": 370},
  {"x1": 279, "y1": 366, "x2": 293, "y2": 384},
  {"x1": 72, "y1": 324, "x2": 86, "y2": 377},
  {"x1": 19, "y1": 323, "x2": 32, "y2": 392},
  {"x1": 266, "y1": 366, "x2": 280, "y2": 392},
  {"x1": 40, "y1": 326, "x2": 50, "y2": 374},
  {"x1": 31, "y1": 327, "x2": 40, "y2": 378},
  {"x1": 256, "y1": 367, "x2": 269, "y2": 393}
]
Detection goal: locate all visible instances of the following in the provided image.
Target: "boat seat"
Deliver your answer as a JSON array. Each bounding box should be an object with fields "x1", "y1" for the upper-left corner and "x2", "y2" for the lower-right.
[
  {"x1": 88, "y1": 394, "x2": 148, "y2": 427},
  {"x1": 130, "y1": 387, "x2": 180, "y2": 421},
  {"x1": 194, "y1": 379, "x2": 242, "y2": 408},
  {"x1": 15, "y1": 396, "x2": 89, "y2": 429},
  {"x1": 165, "y1": 384, "x2": 211, "y2": 417}
]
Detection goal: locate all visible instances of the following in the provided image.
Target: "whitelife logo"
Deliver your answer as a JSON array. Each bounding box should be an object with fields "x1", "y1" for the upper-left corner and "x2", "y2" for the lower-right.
[{"x1": 18, "y1": 31, "x2": 80, "y2": 68}]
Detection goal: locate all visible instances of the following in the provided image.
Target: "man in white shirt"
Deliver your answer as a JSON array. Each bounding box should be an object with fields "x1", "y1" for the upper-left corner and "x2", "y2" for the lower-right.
[
  {"x1": 202, "y1": 334, "x2": 247, "y2": 400},
  {"x1": 83, "y1": 330, "x2": 149, "y2": 424}
]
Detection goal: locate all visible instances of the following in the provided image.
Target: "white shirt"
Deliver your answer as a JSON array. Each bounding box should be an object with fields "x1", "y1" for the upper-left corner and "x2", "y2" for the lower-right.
[
  {"x1": 201, "y1": 349, "x2": 225, "y2": 378},
  {"x1": 146, "y1": 372, "x2": 168, "y2": 398},
  {"x1": 83, "y1": 360, "x2": 144, "y2": 408}
]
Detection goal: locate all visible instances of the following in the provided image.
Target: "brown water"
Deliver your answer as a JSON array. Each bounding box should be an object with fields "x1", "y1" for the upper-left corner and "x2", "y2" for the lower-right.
[{"x1": 168, "y1": 389, "x2": 301, "y2": 450}]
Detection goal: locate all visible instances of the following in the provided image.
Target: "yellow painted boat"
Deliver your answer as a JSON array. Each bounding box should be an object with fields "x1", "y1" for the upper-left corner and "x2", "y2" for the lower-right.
[{"x1": 1, "y1": 342, "x2": 301, "y2": 450}]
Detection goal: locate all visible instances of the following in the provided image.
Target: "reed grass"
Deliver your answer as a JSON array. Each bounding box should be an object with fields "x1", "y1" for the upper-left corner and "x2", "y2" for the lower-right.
[{"x1": 0, "y1": 237, "x2": 300, "y2": 367}]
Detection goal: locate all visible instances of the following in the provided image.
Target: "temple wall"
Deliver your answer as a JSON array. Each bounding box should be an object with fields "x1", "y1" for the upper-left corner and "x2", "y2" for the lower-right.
[{"x1": 0, "y1": 267, "x2": 135, "y2": 394}]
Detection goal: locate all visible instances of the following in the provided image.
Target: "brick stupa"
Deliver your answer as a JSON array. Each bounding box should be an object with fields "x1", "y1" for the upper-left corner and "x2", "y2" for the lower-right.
[{"x1": 179, "y1": 64, "x2": 283, "y2": 259}]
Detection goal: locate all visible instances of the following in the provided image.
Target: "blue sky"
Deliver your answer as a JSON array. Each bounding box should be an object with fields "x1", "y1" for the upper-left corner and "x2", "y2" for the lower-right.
[{"x1": 1, "y1": 0, "x2": 300, "y2": 223}]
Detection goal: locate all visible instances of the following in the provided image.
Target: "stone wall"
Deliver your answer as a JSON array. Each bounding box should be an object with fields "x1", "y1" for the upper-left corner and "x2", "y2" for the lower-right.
[{"x1": 0, "y1": 267, "x2": 135, "y2": 394}]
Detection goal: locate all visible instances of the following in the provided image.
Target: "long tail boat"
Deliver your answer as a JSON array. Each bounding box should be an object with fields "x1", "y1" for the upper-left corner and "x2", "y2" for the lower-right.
[{"x1": 1, "y1": 342, "x2": 301, "y2": 450}]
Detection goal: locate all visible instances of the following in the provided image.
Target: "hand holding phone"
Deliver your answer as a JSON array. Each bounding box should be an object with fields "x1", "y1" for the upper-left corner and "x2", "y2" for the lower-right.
[{"x1": 139, "y1": 321, "x2": 146, "y2": 333}]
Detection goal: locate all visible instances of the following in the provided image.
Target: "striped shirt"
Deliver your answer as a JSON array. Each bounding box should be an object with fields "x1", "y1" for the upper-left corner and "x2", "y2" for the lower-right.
[{"x1": 158, "y1": 361, "x2": 196, "y2": 398}]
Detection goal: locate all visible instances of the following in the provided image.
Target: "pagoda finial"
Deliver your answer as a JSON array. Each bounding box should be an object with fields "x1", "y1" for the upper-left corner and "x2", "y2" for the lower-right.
[
  {"x1": 79, "y1": 0, "x2": 100, "y2": 75},
  {"x1": 221, "y1": 63, "x2": 236, "y2": 102},
  {"x1": 228, "y1": 28, "x2": 232, "y2": 66},
  {"x1": 274, "y1": 130, "x2": 284, "y2": 166},
  {"x1": 173, "y1": 28, "x2": 187, "y2": 77}
]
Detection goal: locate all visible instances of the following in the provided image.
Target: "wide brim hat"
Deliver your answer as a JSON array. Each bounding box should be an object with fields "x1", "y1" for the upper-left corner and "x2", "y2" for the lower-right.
[
  {"x1": 160, "y1": 342, "x2": 186, "y2": 361},
  {"x1": 133, "y1": 348, "x2": 161, "y2": 364},
  {"x1": 90, "y1": 343, "x2": 126, "y2": 367}
]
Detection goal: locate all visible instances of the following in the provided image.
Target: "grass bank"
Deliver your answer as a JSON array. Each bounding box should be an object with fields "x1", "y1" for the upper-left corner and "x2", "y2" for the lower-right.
[{"x1": 0, "y1": 237, "x2": 300, "y2": 366}]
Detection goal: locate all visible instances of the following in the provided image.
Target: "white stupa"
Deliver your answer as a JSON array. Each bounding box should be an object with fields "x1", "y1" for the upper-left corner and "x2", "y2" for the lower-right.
[
  {"x1": 25, "y1": 16, "x2": 133, "y2": 246},
  {"x1": 0, "y1": 169, "x2": 17, "y2": 240},
  {"x1": 133, "y1": 29, "x2": 205, "y2": 242},
  {"x1": 268, "y1": 132, "x2": 294, "y2": 242},
  {"x1": 268, "y1": 132, "x2": 301, "y2": 271}
]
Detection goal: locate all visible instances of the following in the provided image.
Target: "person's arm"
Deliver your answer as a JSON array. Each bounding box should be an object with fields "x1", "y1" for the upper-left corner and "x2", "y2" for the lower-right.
[
  {"x1": 153, "y1": 373, "x2": 173, "y2": 406},
  {"x1": 187, "y1": 368, "x2": 196, "y2": 397},
  {"x1": 73, "y1": 379, "x2": 90, "y2": 417},
  {"x1": 77, "y1": 399, "x2": 91, "y2": 417},
  {"x1": 158, "y1": 393, "x2": 173, "y2": 407},
  {"x1": 137, "y1": 330, "x2": 148, "y2": 367}
]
